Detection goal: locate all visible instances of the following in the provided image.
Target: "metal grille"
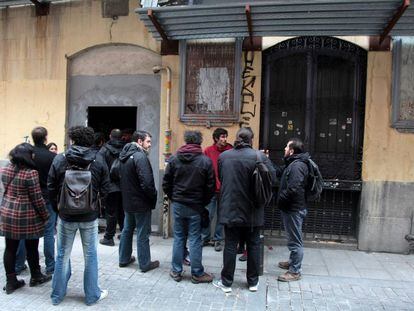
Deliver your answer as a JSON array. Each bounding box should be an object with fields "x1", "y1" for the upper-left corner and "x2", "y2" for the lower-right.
[{"x1": 264, "y1": 181, "x2": 361, "y2": 242}]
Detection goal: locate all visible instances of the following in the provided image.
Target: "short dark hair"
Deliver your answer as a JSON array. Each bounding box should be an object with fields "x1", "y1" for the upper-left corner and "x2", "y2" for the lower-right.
[
  {"x1": 110, "y1": 129, "x2": 122, "y2": 140},
  {"x1": 212, "y1": 128, "x2": 228, "y2": 142},
  {"x1": 93, "y1": 132, "x2": 106, "y2": 147},
  {"x1": 46, "y1": 142, "x2": 57, "y2": 150},
  {"x1": 235, "y1": 127, "x2": 254, "y2": 145},
  {"x1": 68, "y1": 126, "x2": 95, "y2": 147},
  {"x1": 31, "y1": 126, "x2": 48, "y2": 145},
  {"x1": 9, "y1": 143, "x2": 36, "y2": 169},
  {"x1": 184, "y1": 130, "x2": 203, "y2": 145},
  {"x1": 131, "y1": 130, "x2": 151, "y2": 143},
  {"x1": 288, "y1": 138, "x2": 305, "y2": 154}
]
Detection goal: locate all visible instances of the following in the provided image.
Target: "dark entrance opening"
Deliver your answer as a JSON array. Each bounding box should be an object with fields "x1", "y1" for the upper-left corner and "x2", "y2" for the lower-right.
[
  {"x1": 261, "y1": 37, "x2": 367, "y2": 242},
  {"x1": 87, "y1": 106, "x2": 137, "y2": 139}
]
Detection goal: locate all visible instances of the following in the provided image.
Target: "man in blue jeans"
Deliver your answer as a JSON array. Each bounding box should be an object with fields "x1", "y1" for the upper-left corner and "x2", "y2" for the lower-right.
[
  {"x1": 163, "y1": 131, "x2": 215, "y2": 283},
  {"x1": 277, "y1": 138, "x2": 310, "y2": 282},
  {"x1": 15, "y1": 127, "x2": 58, "y2": 275},
  {"x1": 48, "y1": 126, "x2": 110, "y2": 305},
  {"x1": 118, "y1": 130, "x2": 159, "y2": 272}
]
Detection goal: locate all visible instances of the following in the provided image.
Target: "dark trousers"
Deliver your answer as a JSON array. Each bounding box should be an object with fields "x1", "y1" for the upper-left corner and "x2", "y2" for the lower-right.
[
  {"x1": 221, "y1": 226, "x2": 260, "y2": 287},
  {"x1": 104, "y1": 192, "x2": 124, "y2": 240},
  {"x1": 4, "y1": 238, "x2": 41, "y2": 276}
]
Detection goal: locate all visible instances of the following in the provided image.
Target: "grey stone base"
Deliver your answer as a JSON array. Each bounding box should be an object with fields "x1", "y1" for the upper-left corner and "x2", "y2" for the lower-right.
[{"x1": 358, "y1": 181, "x2": 414, "y2": 253}]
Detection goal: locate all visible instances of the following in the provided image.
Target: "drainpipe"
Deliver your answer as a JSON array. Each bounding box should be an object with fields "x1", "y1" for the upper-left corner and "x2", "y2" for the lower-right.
[{"x1": 153, "y1": 65, "x2": 172, "y2": 239}]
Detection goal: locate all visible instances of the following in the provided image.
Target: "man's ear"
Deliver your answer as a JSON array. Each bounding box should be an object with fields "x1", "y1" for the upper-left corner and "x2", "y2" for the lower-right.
[{"x1": 137, "y1": 139, "x2": 143, "y2": 146}]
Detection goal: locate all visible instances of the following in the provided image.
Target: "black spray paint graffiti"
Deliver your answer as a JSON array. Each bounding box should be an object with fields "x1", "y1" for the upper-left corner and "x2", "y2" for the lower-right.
[{"x1": 240, "y1": 51, "x2": 256, "y2": 128}]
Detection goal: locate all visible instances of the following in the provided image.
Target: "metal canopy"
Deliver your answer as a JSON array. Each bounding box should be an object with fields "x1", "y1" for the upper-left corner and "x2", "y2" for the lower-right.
[{"x1": 136, "y1": 0, "x2": 414, "y2": 40}]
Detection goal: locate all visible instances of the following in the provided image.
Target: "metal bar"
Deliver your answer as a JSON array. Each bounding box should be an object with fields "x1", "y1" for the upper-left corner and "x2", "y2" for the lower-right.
[
  {"x1": 147, "y1": 9, "x2": 169, "y2": 41},
  {"x1": 245, "y1": 4, "x2": 253, "y2": 47},
  {"x1": 380, "y1": 0, "x2": 410, "y2": 44}
]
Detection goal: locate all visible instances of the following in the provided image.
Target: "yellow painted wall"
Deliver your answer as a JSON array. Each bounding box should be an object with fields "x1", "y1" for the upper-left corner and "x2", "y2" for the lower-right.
[
  {"x1": 362, "y1": 52, "x2": 414, "y2": 182},
  {"x1": 0, "y1": 0, "x2": 159, "y2": 158},
  {"x1": 159, "y1": 51, "x2": 262, "y2": 168}
]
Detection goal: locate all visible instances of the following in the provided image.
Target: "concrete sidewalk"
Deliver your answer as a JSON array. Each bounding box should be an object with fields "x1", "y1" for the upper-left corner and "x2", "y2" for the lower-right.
[{"x1": 0, "y1": 234, "x2": 413, "y2": 310}]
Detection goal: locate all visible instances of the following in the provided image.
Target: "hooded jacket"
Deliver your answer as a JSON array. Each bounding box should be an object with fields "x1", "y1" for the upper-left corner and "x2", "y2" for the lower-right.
[
  {"x1": 204, "y1": 143, "x2": 233, "y2": 193},
  {"x1": 277, "y1": 152, "x2": 310, "y2": 212},
  {"x1": 162, "y1": 144, "x2": 215, "y2": 210},
  {"x1": 218, "y1": 142, "x2": 276, "y2": 227},
  {"x1": 47, "y1": 145, "x2": 110, "y2": 222},
  {"x1": 98, "y1": 139, "x2": 125, "y2": 193},
  {"x1": 119, "y1": 143, "x2": 157, "y2": 213}
]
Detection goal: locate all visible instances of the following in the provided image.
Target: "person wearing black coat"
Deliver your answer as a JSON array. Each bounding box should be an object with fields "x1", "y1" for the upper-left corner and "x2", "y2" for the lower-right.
[
  {"x1": 276, "y1": 138, "x2": 310, "y2": 283},
  {"x1": 48, "y1": 126, "x2": 110, "y2": 305},
  {"x1": 213, "y1": 128, "x2": 276, "y2": 293},
  {"x1": 118, "y1": 130, "x2": 159, "y2": 273},
  {"x1": 98, "y1": 129, "x2": 125, "y2": 246},
  {"x1": 163, "y1": 130, "x2": 215, "y2": 284}
]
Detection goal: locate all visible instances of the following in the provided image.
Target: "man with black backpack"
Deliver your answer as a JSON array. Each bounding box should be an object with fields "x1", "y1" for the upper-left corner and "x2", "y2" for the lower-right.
[
  {"x1": 98, "y1": 129, "x2": 125, "y2": 246},
  {"x1": 277, "y1": 138, "x2": 313, "y2": 282},
  {"x1": 213, "y1": 128, "x2": 275, "y2": 293},
  {"x1": 48, "y1": 126, "x2": 110, "y2": 305}
]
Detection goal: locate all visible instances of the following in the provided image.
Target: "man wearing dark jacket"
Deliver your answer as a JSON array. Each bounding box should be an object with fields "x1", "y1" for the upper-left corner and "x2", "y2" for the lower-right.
[
  {"x1": 213, "y1": 128, "x2": 276, "y2": 293},
  {"x1": 277, "y1": 138, "x2": 309, "y2": 282},
  {"x1": 163, "y1": 130, "x2": 215, "y2": 284},
  {"x1": 48, "y1": 126, "x2": 110, "y2": 305},
  {"x1": 98, "y1": 129, "x2": 125, "y2": 246},
  {"x1": 118, "y1": 130, "x2": 159, "y2": 272},
  {"x1": 15, "y1": 127, "x2": 57, "y2": 276}
]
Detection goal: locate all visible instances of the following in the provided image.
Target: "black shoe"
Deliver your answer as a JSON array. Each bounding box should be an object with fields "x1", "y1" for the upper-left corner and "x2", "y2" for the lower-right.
[
  {"x1": 119, "y1": 256, "x2": 136, "y2": 268},
  {"x1": 29, "y1": 273, "x2": 52, "y2": 287},
  {"x1": 141, "y1": 260, "x2": 160, "y2": 273},
  {"x1": 46, "y1": 270, "x2": 54, "y2": 276},
  {"x1": 239, "y1": 251, "x2": 247, "y2": 262},
  {"x1": 100, "y1": 238, "x2": 115, "y2": 246},
  {"x1": 169, "y1": 270, "x2": 183, "y2": 282},
  {"x1": 15, "y1": 264, "x2": 28, "y2": 275},
  {"x1": 117, "y1": 234, "x2": 121, "y2": 240},
  {"x1": 3, "y1": 279, "x2": 25, "y2": 294}
]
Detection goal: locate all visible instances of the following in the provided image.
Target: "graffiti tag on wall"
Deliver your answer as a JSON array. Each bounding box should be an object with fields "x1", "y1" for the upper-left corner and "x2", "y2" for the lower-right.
[{"x1": 240, "y1": 51, "x2": 256, "y2": 128}]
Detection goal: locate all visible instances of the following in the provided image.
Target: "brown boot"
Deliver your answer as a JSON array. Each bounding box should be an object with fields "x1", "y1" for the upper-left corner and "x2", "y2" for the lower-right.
[
  {"x1": 191, "y1": 272, "x2": 213, "y2": 284},
  {"x1": 278, "y1": 261, "x2": 289, "y2": 270},
  {"x1": 278, "y1": 271, "x2": 301, "y2": 282}
]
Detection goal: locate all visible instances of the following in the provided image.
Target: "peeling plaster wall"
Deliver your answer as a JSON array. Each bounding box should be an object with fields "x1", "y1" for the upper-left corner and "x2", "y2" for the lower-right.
[{"x1": 0, "y1": 0, "x2": 159, "y2": 158}]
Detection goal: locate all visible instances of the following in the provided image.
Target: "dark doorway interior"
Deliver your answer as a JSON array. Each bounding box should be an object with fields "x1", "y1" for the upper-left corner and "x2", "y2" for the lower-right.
[{"x1": 87, "y1": 106, "x2": 137, "y2": 139}]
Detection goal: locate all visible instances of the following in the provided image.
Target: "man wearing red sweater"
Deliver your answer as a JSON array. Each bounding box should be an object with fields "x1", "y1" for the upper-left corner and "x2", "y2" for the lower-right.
[{"x1": 202, "y1": 128, "x2": 233, "y2": 251}]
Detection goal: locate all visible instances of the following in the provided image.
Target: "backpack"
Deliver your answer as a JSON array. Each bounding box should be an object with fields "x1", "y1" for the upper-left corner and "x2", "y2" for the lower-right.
[
  {"x1": 306, "y1": 158, "x2": 323, "y2": 202},
  {"x1": 58, "y1": 163, "x2": 95, "y2": 215},
  {"x1": 109, "y1": 157, "x2": 121, "y2": 182},
  {"x1": 252, "y1": 151, "x2": 273, "y2": 209}
]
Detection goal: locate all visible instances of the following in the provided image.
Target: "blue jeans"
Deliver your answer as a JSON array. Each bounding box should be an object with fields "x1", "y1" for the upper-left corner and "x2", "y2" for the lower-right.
[
  {"x1": 281, "y1": 209, "x2": 307, "y2": 273},
  {"x1": 51, "y1": 218, "x2": 101, "y2": 306},
  {"x1": 201, "y1": 195, "x2": 224, "y2": 242},
  {"x1": 44, "y1": 203, "x2": 57, "y2": 273},
  {"x1": 171, "y1": 202, "x2": 204, "y2": 277},
  {"x1": 119, "y1": 210, "x2": 152, "y2": 270},
  {"x1": 15, "y1": 203, "x2": 57, "y2": 273}
]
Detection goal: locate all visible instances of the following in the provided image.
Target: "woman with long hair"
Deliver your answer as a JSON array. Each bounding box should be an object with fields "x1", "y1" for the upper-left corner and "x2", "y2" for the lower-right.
[{"x1": 0, "y1": 143, "x2": 51, "y2": 294}]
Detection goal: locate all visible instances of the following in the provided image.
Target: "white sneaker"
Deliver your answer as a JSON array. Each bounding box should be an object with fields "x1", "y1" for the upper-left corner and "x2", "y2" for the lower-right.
[
  {"x1": 213, "y1": 279, "x2": 232, "y2": 293},
  {"x1": 249, "y1": 282, "x2": 259, "y2": 292},
  {"x1": 98, "y1": 290, "x2": 108, "y2": 302}
]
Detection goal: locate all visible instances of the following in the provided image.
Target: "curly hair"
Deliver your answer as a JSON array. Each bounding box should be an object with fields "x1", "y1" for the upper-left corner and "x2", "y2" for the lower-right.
[
  {"x1": 68, "y1": 126, "x2": 95, "y2": 147},
  {"x1": 184, "y1": 130, "x2": 203, "y2": 145}
]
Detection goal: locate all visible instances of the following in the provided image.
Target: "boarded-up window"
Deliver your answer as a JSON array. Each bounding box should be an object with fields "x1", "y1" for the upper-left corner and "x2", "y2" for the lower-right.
[{"x1": 180, "y1": 40, "x2": 242, "y2": 125}]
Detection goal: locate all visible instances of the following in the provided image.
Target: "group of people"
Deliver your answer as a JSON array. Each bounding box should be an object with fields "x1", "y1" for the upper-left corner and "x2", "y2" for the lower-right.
[{"x1": 0, "y1": 124, "x2": 312, "y2": 304}]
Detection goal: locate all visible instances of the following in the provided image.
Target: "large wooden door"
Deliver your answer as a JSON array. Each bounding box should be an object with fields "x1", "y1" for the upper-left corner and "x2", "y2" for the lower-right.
[{"x1": 261, "y1": 37, "x2": 367, "y2": 241}]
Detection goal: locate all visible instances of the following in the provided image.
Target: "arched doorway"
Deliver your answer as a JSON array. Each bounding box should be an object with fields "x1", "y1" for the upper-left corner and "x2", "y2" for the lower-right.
[{"x1": 261, "y1": 37, "x2": 367, "y2": 242}]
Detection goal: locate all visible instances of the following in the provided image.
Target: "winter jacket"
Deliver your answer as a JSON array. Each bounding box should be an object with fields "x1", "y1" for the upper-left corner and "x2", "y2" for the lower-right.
[
  {"x1": 204, "y1": 143, "x2": 232, "y2": 193},
  {"x1": 33, "y1": 144, "x2": 56, "y2": 202},
  {"x1": 47, "y1": 145, "x2": 110, "y2": 222},
  {"x1": 0, "y1": 164, "x2": 49, "y2": 239},
  {"x1": 218, "y1": 142, "x2": 276, "y2": 227},
  {"x1": 163, "y1": 144, "x2": 215, "y2": 211},
  {"x1": 119, "y1": 143, "x2": 157, "y2": 213},
  {"x1": 277, "y1": 152, "x2": 310, "y2": 212},
  {"x1": 98, "y1": 139, "x2": 125, "y2": 193}
]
